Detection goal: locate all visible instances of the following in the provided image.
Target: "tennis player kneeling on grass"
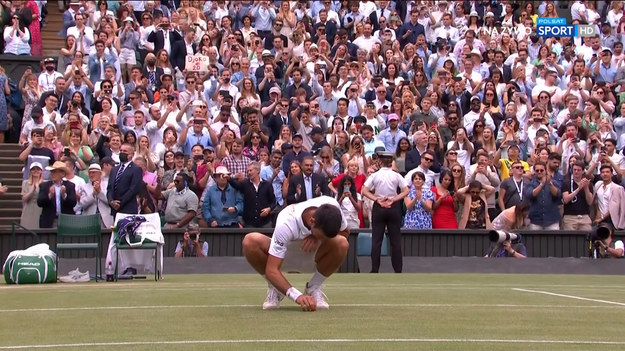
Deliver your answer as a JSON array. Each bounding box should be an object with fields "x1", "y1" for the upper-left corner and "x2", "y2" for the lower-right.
[{"x1": 243, "y1": 196, "x2": 349, "y2": 311}]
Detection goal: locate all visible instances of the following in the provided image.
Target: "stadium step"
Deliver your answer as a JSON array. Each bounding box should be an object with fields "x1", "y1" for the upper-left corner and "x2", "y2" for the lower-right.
[
  {"x1": 0, "y1": 217, "x2": 22, "y2": 226},
  {"x1": 0, "y1": 149, "x2": 24, "y2": 158},
  {"x1": 0, "y1": 142, "x2": 24, "y2": 224},
  {"x1": 41, "y1": 1, "x2": 66, "y2": 58},
  {"x1": 1, "y1": 178, "x2": 25, "y2": 187}
]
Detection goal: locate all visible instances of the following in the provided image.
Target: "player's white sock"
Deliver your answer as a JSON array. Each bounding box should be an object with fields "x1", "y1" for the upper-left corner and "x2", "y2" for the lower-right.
[{"x1": 308, "y1": 270, "x2": 327, "y2": 288}]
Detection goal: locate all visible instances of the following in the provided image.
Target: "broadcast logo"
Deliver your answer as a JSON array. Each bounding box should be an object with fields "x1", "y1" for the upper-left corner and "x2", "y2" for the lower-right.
[{"x1": 536, "y1": 18, "x2": 597, "y2": 37}]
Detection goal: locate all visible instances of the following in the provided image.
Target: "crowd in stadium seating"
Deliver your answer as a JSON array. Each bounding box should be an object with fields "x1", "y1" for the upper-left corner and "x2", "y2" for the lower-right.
[{"x1": 13, "y1": 0, "x2": 625, "y2": 234}]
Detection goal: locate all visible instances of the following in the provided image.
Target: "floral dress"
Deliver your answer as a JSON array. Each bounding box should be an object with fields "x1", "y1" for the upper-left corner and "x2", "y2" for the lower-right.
[
  {"x1": 22, "y1": 88, "x2": 38, "y2": 128},
  {"x1": 403, "y1": 186, "x2": 434, "y2": 229}
]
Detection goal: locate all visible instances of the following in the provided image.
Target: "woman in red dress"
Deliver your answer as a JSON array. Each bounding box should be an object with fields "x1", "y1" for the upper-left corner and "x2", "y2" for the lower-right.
[
  {"x1": 25, "y1": 1, "x2": 41, "y2": 56},
  {"x1": 432, "y1": 169, "x2": 459, "y2": 229}
]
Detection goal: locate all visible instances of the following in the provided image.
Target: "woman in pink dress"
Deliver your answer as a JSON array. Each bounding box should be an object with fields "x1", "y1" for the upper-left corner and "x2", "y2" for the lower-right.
[{"x1": 25, "y1": 1, "x2": 41, "y2": 56}]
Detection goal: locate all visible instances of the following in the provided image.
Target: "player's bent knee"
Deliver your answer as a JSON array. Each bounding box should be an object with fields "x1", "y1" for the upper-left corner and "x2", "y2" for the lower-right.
[{"x1": 242, "y1": 232, "x2": 266, "y2": 251}]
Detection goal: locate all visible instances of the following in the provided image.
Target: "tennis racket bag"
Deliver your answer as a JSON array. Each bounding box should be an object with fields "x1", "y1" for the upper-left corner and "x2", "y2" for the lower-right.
[{"x1": 3, "y1": 244, "x2": 57, "y2": 284}]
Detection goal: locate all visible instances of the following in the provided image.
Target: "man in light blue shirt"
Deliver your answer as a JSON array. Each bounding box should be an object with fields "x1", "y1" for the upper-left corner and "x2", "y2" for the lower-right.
[
  {"x1": 377, "y1": 114, "x2": 407, "y2": 153},
  {"x1": 591, "y1": 47, "x2": 617, "y2": 84},
  {"x1": 260, "y1": 150, "x2": 286, "y2": 207},
  {"x1": 252, "y1": 1, "x2": 277, "y2": 33}
]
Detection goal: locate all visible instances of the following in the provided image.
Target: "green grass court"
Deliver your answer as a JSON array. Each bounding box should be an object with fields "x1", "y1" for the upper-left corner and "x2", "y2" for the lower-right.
[{"x1": 2, "y1": 273, "x2": 625, "y2": 350}]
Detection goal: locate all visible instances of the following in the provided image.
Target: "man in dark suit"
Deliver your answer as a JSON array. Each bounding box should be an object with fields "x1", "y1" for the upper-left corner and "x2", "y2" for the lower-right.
[
  {"x1": 58, "y1": 1, "x2": 78, "y2": 37},
  {"x1": 147, "y1": 17, "x2": 182, "y2": 55},
  {"x1": 286, "y1": 156, "x2": 330, "y2": 205},
  {"x1": 107, "y1": 143, "x2": 143, "y2": 216},
  {"x1": 441, "y1": 79, "x2": 472, "y2": 116},
  {"x1": 171, "y1": 27, "x2": 197, "y2": 72},
  {"x1": 124, "y1": 66, "x2": 154, "y2": 104},
  {"x1": 37, "y1": 161, "x2": 77, "y2": 228},
  {"x1": 142, "y1": 54, "x2": 165, "y2": 91},
  {"x1": 227, "y1": 162, "x2": 276, "y2": 228}
]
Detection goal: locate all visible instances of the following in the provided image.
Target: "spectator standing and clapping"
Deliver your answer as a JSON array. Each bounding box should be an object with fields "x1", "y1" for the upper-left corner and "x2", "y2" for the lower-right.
[
  {"x1": 3, "y1": 11, "x2": 30, "y2": 55},
  {"x1": 20, "y1": 162, "x2": 43, "y2": 229},
  {"x1": 37, "y1": 161, "x2": 77, "y2": 228},
  {"x1": 403, "y1": 171, "x2": 434, "y2": 229}
]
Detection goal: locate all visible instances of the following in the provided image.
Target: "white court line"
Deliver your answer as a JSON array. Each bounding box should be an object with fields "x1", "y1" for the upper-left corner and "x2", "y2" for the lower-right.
[
  {"x1": 2, "y1": 338, "x2": 625, "y2": 349},
  {"x1": 0, "y1": 302, "x2": 622, "y2": 313},
  {"x1": 513, "y1": 288, "x2": 625, "y2": 306}
]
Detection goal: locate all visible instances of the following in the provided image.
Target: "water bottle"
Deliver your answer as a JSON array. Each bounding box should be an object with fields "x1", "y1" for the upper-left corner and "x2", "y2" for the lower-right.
[
  {"x1": 175, "y1": 67, "x2": 185, "y2": 91},
  {"x1": 105, "y1": 261, "x2": 114, "y2": 282}
]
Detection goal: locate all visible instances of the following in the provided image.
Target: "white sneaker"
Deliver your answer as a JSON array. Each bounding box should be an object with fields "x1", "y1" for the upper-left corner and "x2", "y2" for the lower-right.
[
  {"x1": 305, "y1": 283, "x2": 329, "y2": 310},
  {"x1": 67, "y1": 267, "x2": 81, "y2": 276},
  {"x1": 262, "y1": 286, "x2": 284, "y2": 310},
  {"x1": 59, "y1": 270, "x2": 90, "y2": 283}
]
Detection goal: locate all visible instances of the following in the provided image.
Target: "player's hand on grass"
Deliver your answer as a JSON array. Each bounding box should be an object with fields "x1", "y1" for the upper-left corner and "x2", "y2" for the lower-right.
[
  {"x1": 296, "y1": 295, "x2": 317, "y2": 311},
  {"x1": 301, "y1": 236, "x2": 320, "y2": 253}
]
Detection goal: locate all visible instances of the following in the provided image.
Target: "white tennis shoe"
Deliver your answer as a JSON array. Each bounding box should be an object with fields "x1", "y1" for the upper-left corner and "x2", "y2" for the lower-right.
[
  {"x1": 262, "y1": 286, "x2": 284, "y2": 310},
  {"x1": 305, "y1": 283, "x2": 329, "y2": 310}
]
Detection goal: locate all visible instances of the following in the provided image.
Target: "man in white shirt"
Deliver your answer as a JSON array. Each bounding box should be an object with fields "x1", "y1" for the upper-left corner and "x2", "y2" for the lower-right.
[
  {"x1": 531, "y1": 69, "x2": 562, "y2": 104},
  {"x1": 66, "y1": 12, "x2": 94, "y2": 54},
  {"x1": 571, "y1": 1, "x2": 587, "y2": 22},
  {"x1": 242, "y1": 196, "x2": 349, "y2": 311},
  {"x1": 404, "y1": 150, "x2": 437, "y2": 188},
  {"x1": 433, "y1": 13, "x2": 459, "y2": 45},
  {"x1": 352, "y1": 22, "x2": 380, "y2": 52},
  {"x1": 38, "y1": 58, "x2": 63, "y2": 92},
  {"x1": 78, "y1": 163, "x2": 114, "y2": 228},
  {"x1": 463, "y1": 96, "x2": 496, "y2": 138}
]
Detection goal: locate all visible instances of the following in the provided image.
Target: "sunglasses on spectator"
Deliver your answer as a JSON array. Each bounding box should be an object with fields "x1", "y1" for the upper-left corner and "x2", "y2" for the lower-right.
[
  {"x1": 423, "y1": 157, "x2": 433, "y2": 162},
  {"x1": 448, "y1": 151, "x2": 457, "y2": 155},
  {"x1": 452, "y1": 168, "x2": 462, "y2": 173}
]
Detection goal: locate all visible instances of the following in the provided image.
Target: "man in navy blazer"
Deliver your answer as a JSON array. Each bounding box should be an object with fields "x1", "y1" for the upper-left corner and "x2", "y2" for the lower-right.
[
  {"x1": 37, "y1": 161, "x2": 77, "y2": 228},
  {"x1": 147, "y1": 17, "x2": 182, "y2": 55},
  {"x1": 171, "y1": 27, "x2": 198, "y2": 72},
  {"x1": 107, "y1": 143, "x2": 143, "y2": 215},
  {"x1": 286, "y1": 156, "x2": 330, "y2": 205}
]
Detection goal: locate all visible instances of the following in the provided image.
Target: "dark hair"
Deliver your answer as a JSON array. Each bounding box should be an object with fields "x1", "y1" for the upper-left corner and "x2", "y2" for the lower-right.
[
  {"x1": 468, "y1": 180, "x2": 482, "y2": 190},
  {"x1": 412, "y1": 171, "x2": 425, "y2": 181},
  {"x1": 439, "y1": 168, "x2": 455, "y2": 192},
  {"x1": 600, "y1": 164, "x2": 613, "y2": 172},
  {"x1": 123, "y1": 130, "x2": 137, "y2": 144},
  {"x1": 313, "y1": 204, "x2": 343, "y2": 238},
  {"x1": 336, "y1": 175, "x2": 357, "y2": 201},
  {"x1": 395, "y1": 137, "x2": 411, "y2": 156},
  {"x1": 547, "y1": 152, "x2": 561, "y2": 161}
]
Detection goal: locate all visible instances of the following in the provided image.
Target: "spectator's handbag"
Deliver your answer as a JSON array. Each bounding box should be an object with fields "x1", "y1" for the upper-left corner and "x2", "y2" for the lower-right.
[{"x1": 3, "y1": 244, "x2": 57, "y2": 284}]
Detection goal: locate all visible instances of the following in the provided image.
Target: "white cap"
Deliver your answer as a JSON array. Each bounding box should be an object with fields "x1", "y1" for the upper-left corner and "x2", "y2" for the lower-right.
[
  {"x1": 214, "y1": 166, "x2": 230, "y2": 175},
  {"x1": 88, "y1": 163, "x2": 102, "y2": 171},
  {"x1": 124, "y1": 16, "x2": 134, "y2": 23},
  {"x1": 470, "y1": 48, "x2": 482, "y2": 59},
  {"x1": 30, "y1": 162, "x2": 43, "y2": 170},
  {"x1": 486, "y1": 12, "x2": 494, "y2": 18},
  {"x1": 309, "y1": 43, "x2": 319, "y2": 50}
]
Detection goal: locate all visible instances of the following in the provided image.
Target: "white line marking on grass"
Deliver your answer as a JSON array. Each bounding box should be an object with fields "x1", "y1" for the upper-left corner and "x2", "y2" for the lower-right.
[
  {"x1": 513, "y1": 288, "x2": 625, "y2": 306},
  {"x1": 3, "y1": 338, "x2": 625, "y2": 349},
  {"x1": 0, "y1": 303, "x2": 622, "y2": 313}
]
